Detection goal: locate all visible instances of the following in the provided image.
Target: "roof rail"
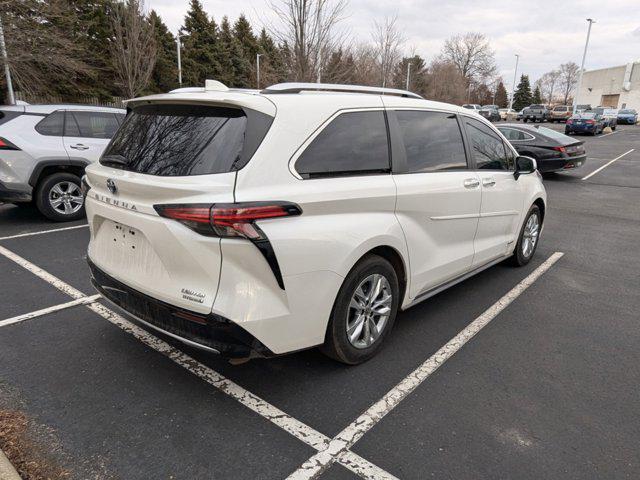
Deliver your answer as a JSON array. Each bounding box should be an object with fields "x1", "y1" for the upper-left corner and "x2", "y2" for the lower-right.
[{"x1": 261, "y1": 82, "x2": 423, "y2": 99}]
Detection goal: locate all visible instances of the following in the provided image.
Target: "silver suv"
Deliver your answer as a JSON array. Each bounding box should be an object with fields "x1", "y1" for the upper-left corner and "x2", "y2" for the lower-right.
[{"x1": 0, "y1": 104, "x2": 125, "y2": 221}]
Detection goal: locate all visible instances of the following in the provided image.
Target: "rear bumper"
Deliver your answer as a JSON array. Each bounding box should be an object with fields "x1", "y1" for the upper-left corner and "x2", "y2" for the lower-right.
[
  {"x1": 88, "y1": 259, "x2": 275, "y2": 358},
  {"x1": 538, "y1": 154, "x2": 587, "y2": 172},
  {"x1": 0, "y1": 181, "x2": 32, "y2": 202}
]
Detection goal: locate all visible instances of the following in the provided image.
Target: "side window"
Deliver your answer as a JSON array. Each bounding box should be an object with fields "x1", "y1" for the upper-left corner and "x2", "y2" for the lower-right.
[
  {"x1": 64, "y1": 111, "x2": 80, "y2": 136},
  {"x1": 296, "y1": 111, "x2": 390, "y2": 179},
  {"x1": 35, "y1": 111, "x2": 64, "y2": 136},
  {"x1": 464, "y1": 117, "x2": 512, "y2": 171},
  {"x1": 68, "y1": 111, "x2": 121, "y2": 139},
  {"x1": 395, "y1": 110, "x2": 467, "y2": 172},
  {"x1": 498, "y1": 127, "x2": 526, "y2": 141},
  {"x1": 114, "y1": 113, "x2": 125, "y2": 125}
]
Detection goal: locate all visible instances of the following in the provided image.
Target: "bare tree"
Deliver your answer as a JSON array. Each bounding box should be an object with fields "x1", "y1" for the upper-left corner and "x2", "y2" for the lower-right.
[
  {"x1": 558, "y1": 62, "x2": 579, "y2": 105},
  {"x1": 441, "y1": 32, "x2": 497, "y2": 82},
  {"x1": 424, "y1": 59, "x2": 467, "y2": 105},
  {"x1": 267, "y1": 0, "x2": 348, "y2": 82},
  {"x1": 0, "y1": 0, "x2": 94, "y2": 97},
  {"x1": 538, "y1": 69, "x2": 561, "y2": 105},
  {"x1": 371, "y1": 15, "x2": 404, "y2": 87},
  {"x1": 111, "y1": 0, "x2": 157, "y2": 98}
]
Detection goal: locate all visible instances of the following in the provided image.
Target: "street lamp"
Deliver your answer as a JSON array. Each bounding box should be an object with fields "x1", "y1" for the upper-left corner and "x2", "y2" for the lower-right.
[
  {"x1": 256, "y1": 53, "x2": 263, "y2": 89},
  {"x1": 508, "y1": 54, "x2": 519, "y2": 110},
  {"x1": 572, "y1": 18, "x2": 595, "y2": 114},
  {"x1": 176, "y1": 35, "x2": 182, "y2": 87},
  {"x1": 406, "y1": 62, "x2": 412, "y2": 91}
]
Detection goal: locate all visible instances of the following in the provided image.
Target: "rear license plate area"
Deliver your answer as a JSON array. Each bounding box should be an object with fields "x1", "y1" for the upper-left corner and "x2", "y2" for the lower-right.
[{"x1": 111, "y1": 222, "x2": 142, "y2": 252}]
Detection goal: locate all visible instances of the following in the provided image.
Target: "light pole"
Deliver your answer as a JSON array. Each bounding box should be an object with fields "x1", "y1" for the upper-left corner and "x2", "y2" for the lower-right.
[
  {"x1": 0, "y1": 16, "x2": 15, "y2": 105},
  {"x1": 508, "y1": 54, "x2": 519, "y2": 110},
  {"x1": 572, "y1": 18, "x2": 595, "y2": 114},
  {"x1": 256, "y1": 53, "x2": 262, "y2": 89},
  {"x1": 405, "y1": 62, "x2": 412, "y2": 91},
  {"x1": 176, "y1": 35, "x2": 182, "y2": 87}
]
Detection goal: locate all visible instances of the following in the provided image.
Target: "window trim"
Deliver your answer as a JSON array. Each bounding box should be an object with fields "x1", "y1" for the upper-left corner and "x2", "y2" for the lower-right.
[
  {"x1": 387, "y1": 108, "x2": 472, "y2": 174},
  {"x1": 289, "y1": 108, "x2": 392, "y2": 180},
  {"x1": 65, "y1": 109, "x2": 122, "y2": 140},
  {"x1": 460, "y1": 114, "x2": 518, "y2": 172}
]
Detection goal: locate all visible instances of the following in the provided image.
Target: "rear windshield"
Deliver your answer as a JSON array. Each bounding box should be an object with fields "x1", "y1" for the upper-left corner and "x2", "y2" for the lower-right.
[
  {"x1": 620, "y1": 109, "x2": 636, "y2": 114},
  {"x1": 102, "y1": 104, "x2": 272, "y2": 176},
  {"x1": 534, "y1": 126, "x2": 572, "y2": 140}
]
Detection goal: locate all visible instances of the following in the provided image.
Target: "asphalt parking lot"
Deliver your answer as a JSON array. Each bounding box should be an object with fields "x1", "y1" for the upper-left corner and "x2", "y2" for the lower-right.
[{"x1": 1, "y1": 124, "x2": 639, "y2": 479}]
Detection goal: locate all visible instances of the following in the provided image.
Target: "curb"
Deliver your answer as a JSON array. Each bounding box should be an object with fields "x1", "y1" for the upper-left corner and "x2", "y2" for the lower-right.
[{"x1": 0, "y1": 449, "x2": 21, "y2": 480}]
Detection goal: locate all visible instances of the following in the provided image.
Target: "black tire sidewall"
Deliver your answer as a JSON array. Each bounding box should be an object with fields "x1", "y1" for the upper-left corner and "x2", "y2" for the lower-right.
[
  {"x1": 512, "y1": 205, "x2": 541, "y2": 266},
  {"x1": 35, "y1": 173, "x2": 85, "y2": 222},
  {"x1": 321, "y1": 255, "x2": 400, "y2": 365}
]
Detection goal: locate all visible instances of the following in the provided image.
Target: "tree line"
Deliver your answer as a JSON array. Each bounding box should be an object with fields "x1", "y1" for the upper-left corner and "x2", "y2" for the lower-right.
[{"x1": 0, "y1": 0, "x2": 580, "y2": 108}]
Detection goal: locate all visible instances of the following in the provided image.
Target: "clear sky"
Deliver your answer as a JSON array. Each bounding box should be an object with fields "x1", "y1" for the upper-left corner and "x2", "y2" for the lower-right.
[{"x1": 148, "y1": 0, "x2": 640, "y2": 83}]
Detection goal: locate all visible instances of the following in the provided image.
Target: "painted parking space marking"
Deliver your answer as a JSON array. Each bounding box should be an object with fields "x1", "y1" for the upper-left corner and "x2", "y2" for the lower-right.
[
  {"x1": 582, "y1": 149, "x2": 635, "y2": 180},
  {"x1": 0, "y1": 294, "x2": 101, "y2": 328},
  {"x1": 0, "y1": 244, "x2": 396, "y2": 480},
  {"x1": 287, "y1": 252, "x2": 564, "y2": 480},
  {"x1": 0, "y1": 224, "x2": 88, "y2": 242}
]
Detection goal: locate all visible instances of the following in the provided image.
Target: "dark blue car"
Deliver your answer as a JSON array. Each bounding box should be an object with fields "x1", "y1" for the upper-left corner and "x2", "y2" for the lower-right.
[
  {"x1": 617, "y1": 109, "x2": 638, "y2": 125},
  {"x1": 565, "y1": 113, "x2": 605, "y2": 136}
]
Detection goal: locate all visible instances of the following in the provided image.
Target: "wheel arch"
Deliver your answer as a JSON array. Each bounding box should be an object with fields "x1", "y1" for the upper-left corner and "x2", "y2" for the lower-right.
[
  {"x1": 29, "y1": 159, "x2": 89, "y2": 188},
  {"x1": 533, "y1": 197, "x2": 546, "y2": 224}
]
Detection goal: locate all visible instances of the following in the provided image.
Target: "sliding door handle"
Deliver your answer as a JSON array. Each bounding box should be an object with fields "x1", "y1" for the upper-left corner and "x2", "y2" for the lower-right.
[{"x1": 482, "y1": 177, "x2": 496, "y2": 187}]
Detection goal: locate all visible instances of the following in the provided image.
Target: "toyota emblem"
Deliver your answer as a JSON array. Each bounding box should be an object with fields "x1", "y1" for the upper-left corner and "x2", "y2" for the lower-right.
[{"x1": 106, "y1": 179, "x2": 117, "y2": 195}]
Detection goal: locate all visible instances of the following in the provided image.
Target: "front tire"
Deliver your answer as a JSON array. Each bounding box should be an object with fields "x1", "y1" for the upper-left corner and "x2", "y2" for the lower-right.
[
  {"x1": 35, "y1": 173, "x2": 85, "y2": 222},
  {"x1": 321, "y1": 255, "x2": 400, "y2": 365},
  {"x1": 511, "y1": 205, "x2": 541, "y2": 267}
]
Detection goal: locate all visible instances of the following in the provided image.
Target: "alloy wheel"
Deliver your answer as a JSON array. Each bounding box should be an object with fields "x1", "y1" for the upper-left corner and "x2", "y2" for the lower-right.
[
  {"x1": 49, "y1": 181, "x2": 84, "y2": 216},
  {"x1": 346, "y1": 273, "x2": 392, "y2": 349},
  {"x1": 522, "y1": 213, "x2": 539, "y2": 258}
]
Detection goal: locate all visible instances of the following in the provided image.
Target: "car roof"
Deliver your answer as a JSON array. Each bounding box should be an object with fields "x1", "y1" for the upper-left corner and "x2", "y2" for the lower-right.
[{"x1": 0, "y1": 104, "x2": 126, "y2": 114}]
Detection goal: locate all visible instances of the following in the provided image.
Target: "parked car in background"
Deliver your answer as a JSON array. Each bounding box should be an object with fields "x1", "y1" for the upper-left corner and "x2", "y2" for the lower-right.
[
  {"x1": 85, "y1": 81, "x2": 546, "y2": 364},
  {"x1": 462, "y1": 104, "x2": 482, "y2": 111},
  {"x1": 499, "y1": 108, "x2": 517, "y2": 121},
  {"x1": 517, "y1": 109, "x2": 525, "y2": 121},
  {"x1": 0, "y1": 104, "x2": 126, "y2": 221},
  {"x1": 498, "y1": 124, "x2": 586, "y2": 173},
  {"x1": 479, "y1": 105, "x2": 501, "y2": 122},
  {"x1": 576, "y1": 104, "x2": 591, "y2": 114},
  {"x1": 617, "y1": 109, "x2": 638, "y2": 124},
  {"x1": 548, "y1": 105, "x2": 572, "y2": 123},
  {"x1": 565, "y1": 112, "x2": 605, "y2": 136},
  {"x1": 522, "y1": 104, "x2": 549, "y2": 123},
  {"x1": 592, "y1": 107, "x2": 618, "y2": 130}
]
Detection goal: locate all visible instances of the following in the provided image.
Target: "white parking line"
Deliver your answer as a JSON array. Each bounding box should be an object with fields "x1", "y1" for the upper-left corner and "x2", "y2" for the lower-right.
[
  {"x1": 288, "y1": 252, "x2": 564, "y2": 480},
  {"x1": 597, "y1": 131, "x2": 618, "y2": 139},
  {"x1": 0, "y1": 294, "x2": 101, "y2": 328},
  {"x1": 0, "y1": 224, "x2": 88, "y2": 242},
  {"x1": 0, "y1": 245, "x2": 395, "y2": 480},
  {"x1": 582, "y1": 149, "x2": 635, "y2": 180}
]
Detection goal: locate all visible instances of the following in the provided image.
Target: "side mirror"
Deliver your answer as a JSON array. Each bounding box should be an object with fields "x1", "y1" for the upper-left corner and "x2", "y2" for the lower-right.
[{"x1": 514, "y1": 156, "x2": 537, "y2": 180}]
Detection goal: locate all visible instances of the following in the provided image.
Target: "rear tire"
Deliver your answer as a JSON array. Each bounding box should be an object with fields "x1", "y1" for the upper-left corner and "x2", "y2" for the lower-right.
[
  {"x1": 35, "y1": 173, "x2": 85, "y2": 222},
  {"x1": 510, "y1": 205, "x2": 541, "y2": 267},
  {"x1": 320, "y1": 255, "x2": 400, "y2": 365}
]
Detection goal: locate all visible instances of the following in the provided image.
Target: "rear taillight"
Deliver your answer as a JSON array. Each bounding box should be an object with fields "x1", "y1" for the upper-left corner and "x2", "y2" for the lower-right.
[
  {"x1": 566, "y1": 119, "x2": 573, "y2": 124},
  {"x1": 553, "y1": 146, "x2": 566, "y2": 153},
  {"x1": 154, "y1": 202, "x2": 302, "y2": 240},
  {"x1": 0, "y1": 137, "x2": 19, "y2": 150},
  {"x1": 586, "y1": 120, "x2": 595, "y2": 125}
]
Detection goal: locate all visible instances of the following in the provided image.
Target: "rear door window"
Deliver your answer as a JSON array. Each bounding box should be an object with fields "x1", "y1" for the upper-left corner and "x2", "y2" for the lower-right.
[
  {"x1": 395, "y1": 110, "x2": 467, "y2": 172},
  {"x1": 102, "y1": 104, "x2": 270, "y2": 176},
  {"x1": 35, "y1": 111, "x2": 65, "y2": 136},
  {"x1": 66, "y1": 111, "x2": 120, "y2": 139},
  {"x1": 295, "y1": 111, "x2": 390, "y2": 179},
  {"x1": 465, "y1": 117, "x2": 513, "y2": 170}
]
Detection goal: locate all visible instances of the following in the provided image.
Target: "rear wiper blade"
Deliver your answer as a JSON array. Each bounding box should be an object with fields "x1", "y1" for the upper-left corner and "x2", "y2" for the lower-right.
[{"x1": 101, "y1": 154, "x2": 127, "y2": 167}]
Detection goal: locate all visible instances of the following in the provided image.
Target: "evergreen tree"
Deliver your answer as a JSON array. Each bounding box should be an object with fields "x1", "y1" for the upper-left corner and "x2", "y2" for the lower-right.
[
  {"x1": 512, "y1": 74, "x2": 533, "y2": 111},
  {"x1": 216, "y1": 16, "x2": 249, "y2": 87},
  {"x1": 233, "y1": 14, "x2": 259, "y2": 87},
  {"x1": 532, "y1": 84, "x2": 543, "y2": 104},
  {"x1": 148, "y1": 10, "x2": 178, "y2": 93},
  {"x1": 392, "y1": 56, "x2": 427, "y2": 93},
  {"x1": 495, "y1": 81, "x2": 508, "y2": 108},
  {"x1": 180, "y1": 0, "x2": 220, "y2": 86}
]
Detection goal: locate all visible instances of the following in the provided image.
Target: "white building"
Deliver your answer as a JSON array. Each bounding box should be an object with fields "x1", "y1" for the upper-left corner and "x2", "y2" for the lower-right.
[{"x1": 576, "y1": 61, "x2": 640, "y2": 110}]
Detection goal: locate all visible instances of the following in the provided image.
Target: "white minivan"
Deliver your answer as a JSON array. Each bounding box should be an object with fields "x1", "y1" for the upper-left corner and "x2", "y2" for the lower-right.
[{"x1": 84, "y1": 81, "x2": 546, "y2": 364}]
